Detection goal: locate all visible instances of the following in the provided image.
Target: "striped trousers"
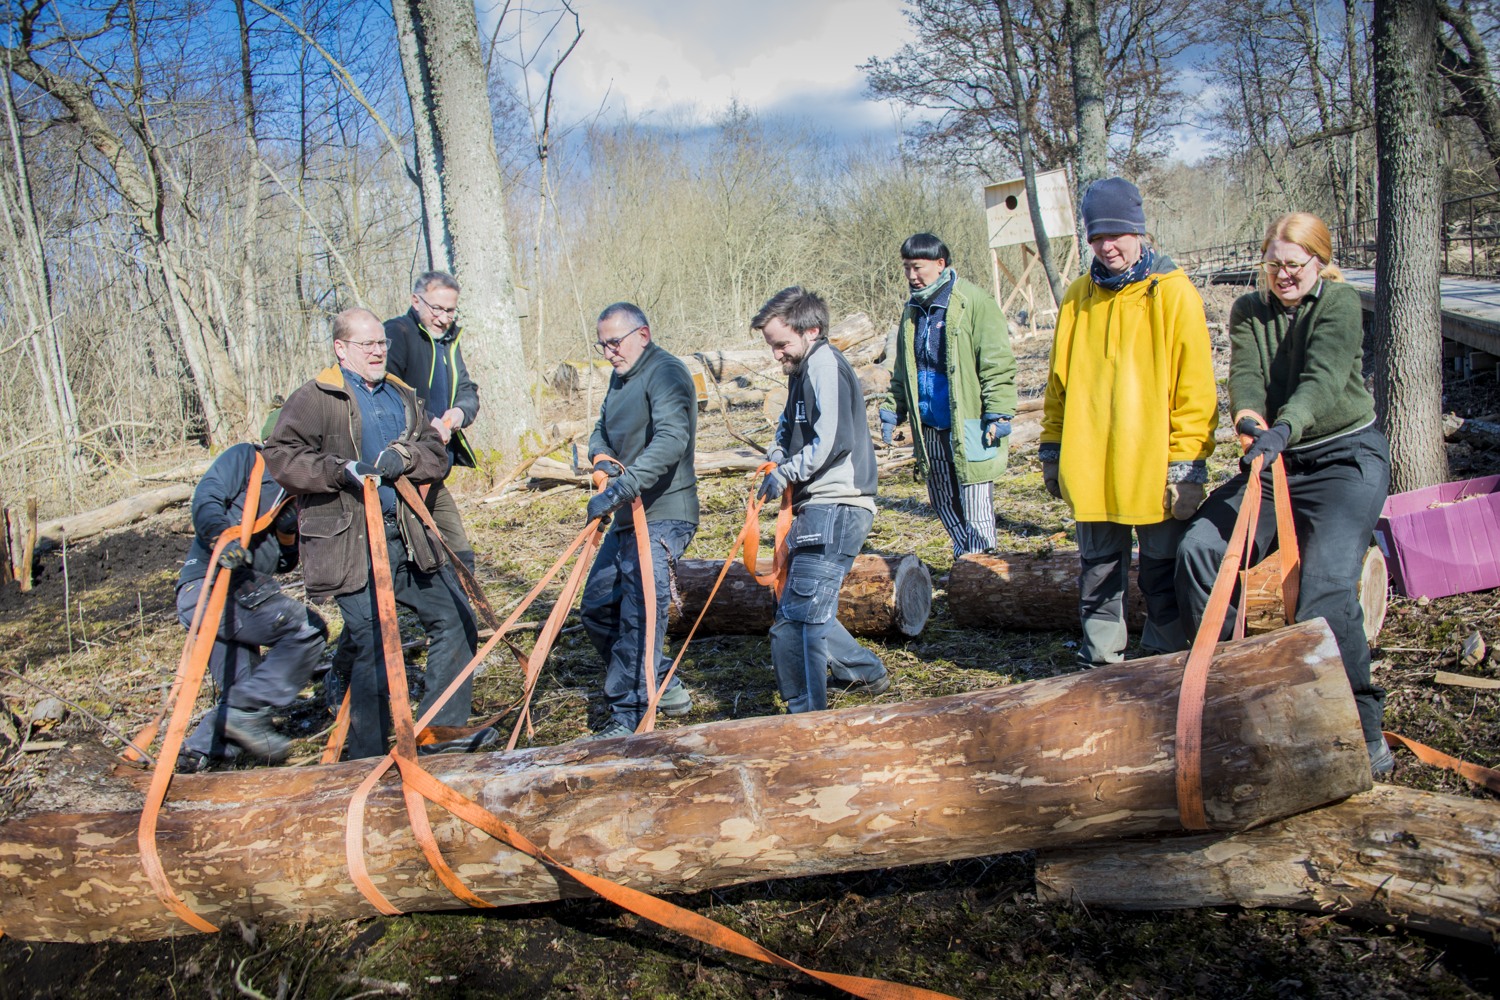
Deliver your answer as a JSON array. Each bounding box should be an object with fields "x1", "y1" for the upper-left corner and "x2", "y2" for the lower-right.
[{"x1": 922, "y1": 426, "x2": 996, "y2": 556}]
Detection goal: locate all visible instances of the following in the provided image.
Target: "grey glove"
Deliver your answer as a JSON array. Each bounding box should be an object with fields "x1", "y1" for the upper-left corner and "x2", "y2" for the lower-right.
[
  {"x1": 344, "y1": 460, "x2": 379, "y2": 487},
  {"x1": 1241, "y1": 420, "x2": 1292, "y2": 468},
  {"x1": 765, "y1": 446, "x2": 787, "y2": 467},
  {"x1": 982, "y1": 413, "x2": 1012, "y2": 448},
  {"x1": 1041, "y1": 461, "x2": 1061, "y2": 499},
  {"x1": 1165, "y1": 482, "x2": 1206, "y2": 520},
  {"x1": 218, "y1": 539, "x2": 251, "y2": 571},
  {"x1": 757, "y1": 468, "x2": 787, "y2": 503},
  {"x1": 878, "y1": 408, "x2": 898, "y2": 445},
  {"x1": 374, "y1": 448, "x2": 406, "y2": 479}
]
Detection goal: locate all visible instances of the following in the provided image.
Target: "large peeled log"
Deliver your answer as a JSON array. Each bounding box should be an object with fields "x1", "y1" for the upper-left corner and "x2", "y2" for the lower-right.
[
  {"x1": 948, "y1": 546, "x2": 1387, "y2": 639},
  {"x1": 1036, "y1": 784, "x2": 1500, "y2": 945},
  {"x1": 667, "y1": 553, "x2": 931, "y2": 637},
  {"x1": 0, "y1": 620, "x2": 1367, "y2": 943}
]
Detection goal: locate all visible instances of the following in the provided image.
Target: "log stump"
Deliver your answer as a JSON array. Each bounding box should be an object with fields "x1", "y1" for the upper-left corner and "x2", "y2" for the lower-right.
[
  {"x1": 668, "y1": 552, "x2": 931, "y2": 637},
  {"x1": 948, "y1": 545, "x2": 1387, "y2": 639}
]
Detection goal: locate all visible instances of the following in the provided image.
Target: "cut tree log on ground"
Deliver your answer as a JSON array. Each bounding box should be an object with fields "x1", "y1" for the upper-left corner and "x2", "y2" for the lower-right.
[
  {"x1": 948, "y1": 546, "x2": 1387, "y2": 639},
  {"x1": 0, "y1": 620, "x2": 1368, "y2": 943},
  {"x1": 1036, "y1": 783, "x2": 1500, "y2": 945},
  {"x1": 33, "y1": 483, "x2": 195, "y2": 554},
  {"x1": 667, "y1": 553, "x2": 931, "y2": 637}
]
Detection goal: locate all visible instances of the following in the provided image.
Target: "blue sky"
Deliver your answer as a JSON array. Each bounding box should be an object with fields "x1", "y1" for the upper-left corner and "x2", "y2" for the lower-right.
[{"x1": 486, "y1": 0, "x2": 1213, "y2": 163}]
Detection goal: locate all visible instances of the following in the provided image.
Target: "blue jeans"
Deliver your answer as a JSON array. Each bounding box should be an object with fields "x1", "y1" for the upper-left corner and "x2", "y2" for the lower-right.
[
  {"x1": 176, "y1": 576, "x2": 326, "y2": 757},
  {"x1": 580, "y1": 519, "x2": 696, "y2": 730},
  {"x1": 335, "y1": 520, "x2": 478, "y2": 759},
  {"x1": 770, "y1": 504, "x2": 885, "y2": 714}
]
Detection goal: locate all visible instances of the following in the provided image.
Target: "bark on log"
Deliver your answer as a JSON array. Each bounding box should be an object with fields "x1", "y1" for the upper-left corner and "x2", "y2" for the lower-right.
[
  {"x1": 667, "y1": 553, "x2": 931, "y2": 637},
  {"x1": 0, "y1": 620, "x2": 1368, "y2": 943},
  {"x1": 34, "y1": 484, "x2": 194, "y2": 554},
  {"x1": 1036, "y1": 783, "x2": 1500, "y2": 945},
  {"x1": 948, "y1": 546, "x2": 1387, "y2": 639}
]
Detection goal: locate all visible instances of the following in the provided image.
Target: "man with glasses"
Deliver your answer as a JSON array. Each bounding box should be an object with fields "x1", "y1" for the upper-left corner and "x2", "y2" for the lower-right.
[
  {"x1": 385, "y1": 271, "x2": 480, "y2": 573},
  {"x1": 578, "y1": 302, "x2": 698, "y2": 740},
  {"x1": 1039, "y1": 176, "x2": 1218, "y2": 667},
  {"x1": 266, "y1": 308, "x2": 487, "y2": 759}
]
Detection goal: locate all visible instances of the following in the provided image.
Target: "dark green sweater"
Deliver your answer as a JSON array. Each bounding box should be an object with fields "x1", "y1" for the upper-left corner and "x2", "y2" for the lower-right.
[
  {"x1": 588, "y1": 341, "x2": 699, "y2": 528},
  {"x1": 1228, "y1": 280, "x2": 1376, "y2": 447}
]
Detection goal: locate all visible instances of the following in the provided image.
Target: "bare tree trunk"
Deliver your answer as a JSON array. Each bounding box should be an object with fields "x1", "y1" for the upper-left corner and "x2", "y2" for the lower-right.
[
  {"x1": 1372, "y1": 0, "x2": 1448, "y2": 491},
  {"x1": 1437, "y1": 2, "x2": 1500, "y2": 183},
  {"x1": 234, "y1": 0, "x2": 265, "y2": 412},
  {"x1": 401, "y1": 0, "x2": 535, "y2": 459},
  {"x1": 1065, "y1": 0, "x2": 1107, "y2": 250},
  {"x1": 391, "y1": 0, "x2": 451, "y2": 271},
  {"x1": 997, "y1": 0, "x2": 1065, "y2": 306}
]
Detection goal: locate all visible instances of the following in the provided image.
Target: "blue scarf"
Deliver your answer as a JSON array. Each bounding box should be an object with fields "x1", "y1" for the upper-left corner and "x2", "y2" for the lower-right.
[{"x1": 1091, "y1": 246, "x2": 1155, "y2": 291}]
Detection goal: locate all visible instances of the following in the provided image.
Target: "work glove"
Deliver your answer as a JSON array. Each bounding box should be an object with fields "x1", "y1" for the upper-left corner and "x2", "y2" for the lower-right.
[
  {"x1": 586, "y1": 475, "x2": 639, "y2": 526},
  {"x1": 591, "y1": 457, "x2": 624, "y2": 479},
  {"x1": 374, "y1": 448, "x2": 407, "y2": 479},
  {"x1": 344, "y1": 460, "x2": 380, "y2": 487},
  {"x1": 765, "y1": 446, "x2": 787, "y2": 467},
  {"x1": 878, "y1": 408, "x2": 899, "y2": 445},
  {"x1": 218, "y1": 539, "x2": 252, "y2": 571},
  {"x1": 757, "y1": 467, "x2": 788, "y2": 504},
  {"x1": 1165, "y1": 482, "x2": 1206, "y2": 520},
  {"x1": 982, "y1": 413, "x2": 1013, "y2": 448},
  {"x1": 1239, "y1": 419, "x2": 1292, "y2": 469},
  {"x1": 1041, "y1": 462, "x2": 1061, "y2": 499}
]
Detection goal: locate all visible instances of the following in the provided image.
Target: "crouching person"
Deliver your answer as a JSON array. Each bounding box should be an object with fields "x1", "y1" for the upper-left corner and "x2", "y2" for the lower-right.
[
  {"x1": 265, "y1": 308, "x2": 483, "y2": 760},
  {"x1": 754, "y1": 287, "x2": 890, "y2": 713},
  {"x1": 175, "y1": 439, "x2": 326, "y2": 771}
]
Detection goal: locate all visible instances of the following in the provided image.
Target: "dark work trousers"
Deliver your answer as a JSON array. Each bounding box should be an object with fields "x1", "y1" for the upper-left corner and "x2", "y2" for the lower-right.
[
  {"x1": 1075, "y1": 519, "x2": 1189, "y2": 665},
  {"x1": 335, "y1": 518, "x2": 479, "y2": 759},
  {"x1": 425, "y1": 480, "x2": 475, "y2": 574},
  {"x1": 1176, "y1": 424, "x2": 1391, "y2": 744},
  {"x1": 175, "y1": 577, "x2": 325, "y2": 758},
  {"x1": 580, "y1": 518, "x2": 696, "y2": 730},
  {"x1": 770, "y1": 504, "x2": 886, "y2": 714}
]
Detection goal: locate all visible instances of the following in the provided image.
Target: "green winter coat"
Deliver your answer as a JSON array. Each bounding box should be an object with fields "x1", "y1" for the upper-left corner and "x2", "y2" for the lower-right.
[{"x1": 884, "y1": 275, "x2": 1018, "y2": 484}]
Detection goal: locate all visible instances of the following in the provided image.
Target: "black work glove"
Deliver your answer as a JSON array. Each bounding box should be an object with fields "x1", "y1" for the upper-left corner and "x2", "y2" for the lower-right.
[
  {"x1": 374, "y1": 448, "x2": 407, "y2": 479},
  {"x1": 218, "y1": 539, "x2": 252, "y2": 571},
  {"x1": 982, "y1": 413, "x2": 1013, "y2": 448},
  {"x1": 757, "y1": 468, "x2": 787, "y2": 504},
  {"x1": 592, "y1": 458, "x2": 625, "y2": 479},
  {"x1": 1240, "y1": 420, "x2": 1292, "y2": 469},
  {"x1": 345, "y1": 460, "x2": 379, "y2": 487},
  {"x1": 586, "y1": 476, "x2": 639, "y2": 525}
]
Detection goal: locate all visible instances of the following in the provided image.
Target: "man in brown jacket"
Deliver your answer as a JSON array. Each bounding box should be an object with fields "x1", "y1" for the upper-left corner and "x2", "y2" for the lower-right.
[{"x1": 265, "y1": 308, "x2": 483, "y2": 759}]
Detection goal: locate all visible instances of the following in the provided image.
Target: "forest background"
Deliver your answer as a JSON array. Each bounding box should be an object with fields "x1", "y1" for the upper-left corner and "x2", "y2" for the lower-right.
[{"x1": 0, "y1": 0, "x2": 1495, "y2": 514}]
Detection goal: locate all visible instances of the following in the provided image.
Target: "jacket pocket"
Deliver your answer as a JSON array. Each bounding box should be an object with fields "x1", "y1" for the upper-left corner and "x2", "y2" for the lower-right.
[
  {"x1": 962, "y1": 418, "x2": 998, "y2": 462},
  {"x1": 298, "y1": 509, "x2": 354, "y2": 593},
  {"x1": 777, "y1": 556, "x2": 844, "y2": 625}
]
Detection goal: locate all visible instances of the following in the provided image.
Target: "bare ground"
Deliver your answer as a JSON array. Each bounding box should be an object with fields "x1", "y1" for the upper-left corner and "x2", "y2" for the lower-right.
[{"x1": 1, "y1": 318, "x2": 1498, "y2": 999}]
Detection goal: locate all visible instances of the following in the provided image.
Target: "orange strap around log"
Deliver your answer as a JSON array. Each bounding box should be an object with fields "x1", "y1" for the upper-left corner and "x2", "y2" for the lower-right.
[
  {"x1": 1175, "y1": 446, "x2": 1298, "y2": 831},
  {"x1": 137, "y1": 453, "x2": 285, "y2": 933}
]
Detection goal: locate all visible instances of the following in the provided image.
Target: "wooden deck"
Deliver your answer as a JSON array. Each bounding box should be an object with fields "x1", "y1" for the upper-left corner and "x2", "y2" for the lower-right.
[{"x1": 1342, "y1": 269, "x2": 1500, "y2": 357}]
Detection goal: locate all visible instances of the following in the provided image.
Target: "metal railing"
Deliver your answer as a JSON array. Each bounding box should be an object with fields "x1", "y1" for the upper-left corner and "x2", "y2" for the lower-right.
[{"x1": 1176, "y1": 189, "x2": 1500, "y2": 283}]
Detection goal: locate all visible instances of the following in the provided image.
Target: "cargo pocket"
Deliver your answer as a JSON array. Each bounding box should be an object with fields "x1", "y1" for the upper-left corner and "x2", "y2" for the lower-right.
[
  {"x1": 298, "y1": 509, "x2": 354, "y2": 593},
  {"x1": 788, "y1": 505, "x2": 835, "y2": 552},
  {"x1": 778, "y1": 557, "x2": 844, "y2": 625},
  {"x1": 233, "y1": 571, "x2": 282, "y2": 609}
]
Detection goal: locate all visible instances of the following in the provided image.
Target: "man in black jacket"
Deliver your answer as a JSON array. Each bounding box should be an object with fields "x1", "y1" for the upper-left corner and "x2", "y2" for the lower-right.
[
  {"x1": 175, "y1": 441, "x2": 326, "y2": 771},
  {"x1": 579, "y1": 302, "x2": 698, "y2": 739},
  {"x1": 385, "y1": 271, "x2": 480, "y2": 572}
]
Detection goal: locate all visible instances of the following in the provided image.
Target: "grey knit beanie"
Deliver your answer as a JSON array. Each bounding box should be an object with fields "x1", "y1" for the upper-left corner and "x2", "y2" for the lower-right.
[{"x1": 1080, "y1": 177, "x2": 1147, "y2": 240}]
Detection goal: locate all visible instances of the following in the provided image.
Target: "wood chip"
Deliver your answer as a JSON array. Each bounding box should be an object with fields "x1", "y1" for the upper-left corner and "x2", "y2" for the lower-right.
[{"x1": 1434, "y1": 670, "x2": 1500, "y2": 690}]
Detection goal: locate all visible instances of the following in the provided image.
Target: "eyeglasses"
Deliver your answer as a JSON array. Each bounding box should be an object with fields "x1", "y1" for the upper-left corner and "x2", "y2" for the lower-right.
[
  {"x1": 416, "y1": 293, "x2": 459, "y2": 317},
  {"x1": 594, "y1": 325, "x2": 647, "y2": 356},
  {"x1": 342, "y1": 338, "x2": 390, "y2": 353},
  {"x1": 1260, "y1": 258, "x2": 1316, "y2": 276}
]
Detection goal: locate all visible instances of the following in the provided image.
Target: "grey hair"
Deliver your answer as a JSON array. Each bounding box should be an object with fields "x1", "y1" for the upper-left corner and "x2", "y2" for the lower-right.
[
  {"x1": 597, "y1": 301, "x2": 649, "y2": 331},
  {"x1": 414, "y1": 271, "x2": 461, "y2": 295}
]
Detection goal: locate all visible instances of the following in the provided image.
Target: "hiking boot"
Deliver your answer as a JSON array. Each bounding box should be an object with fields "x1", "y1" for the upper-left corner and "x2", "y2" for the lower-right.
[
  {"x1": 1368, "y1": 737, "x2": 1394, "y2": 777},
  {"x1": 656, "y1": 682, "x2": 694, "y2": 717},
  {"x1": 176, "y1": 749, "x2": 212, "y2": 774},
  {"x1": 580, "y1": 719, "x2": 635, "y2": 742},
  {"x1": 833, "y1": 672, "x2": 892, "y2": 696},
  {"x1": 418, "y1": 726, "x2": 500, "y2": 756},
  {"x1": 222, "y1": 706, "x2": 292, "y2": 763}
]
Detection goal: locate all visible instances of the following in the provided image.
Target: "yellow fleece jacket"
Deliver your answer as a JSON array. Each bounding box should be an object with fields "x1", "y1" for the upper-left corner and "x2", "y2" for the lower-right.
[{"x1": 1041, "y1": 264, "x2": 1218, "y2": 525}]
